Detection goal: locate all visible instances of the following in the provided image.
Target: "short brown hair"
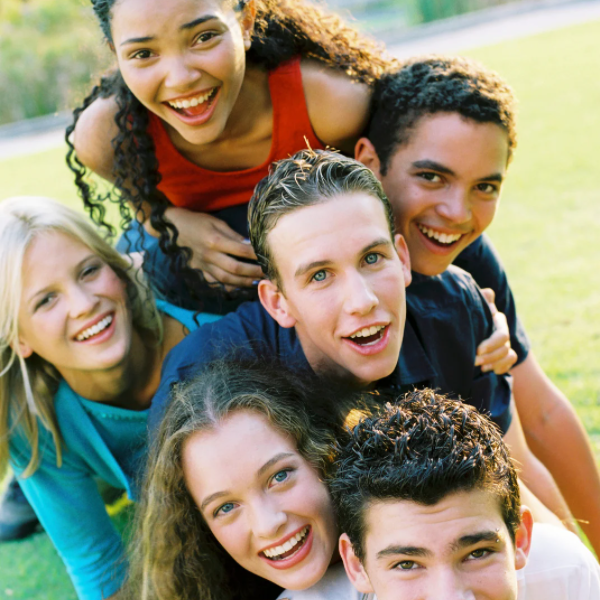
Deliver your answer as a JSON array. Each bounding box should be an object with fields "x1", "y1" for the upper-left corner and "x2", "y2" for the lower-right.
[{"x1": 248, "y1": 149, "x2": 395, "y2": 285}]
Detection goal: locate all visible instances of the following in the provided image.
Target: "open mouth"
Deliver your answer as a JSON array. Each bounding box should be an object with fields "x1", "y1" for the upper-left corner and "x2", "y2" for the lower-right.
[
  {"x1": 74, "y1": 313, "x2": 114, "y2": 342},
  {"x1": 165, "y1": 87, "x2": 218, "y2": 118},
  {"x1": 261, "y1": 526, "x2": 310, "y2": 562},
  {"x1": 345, "y1": 324, "x2": 387, "y2": 347},
  {"x1": 417, "y1": 224, "x2": 463, "y2": 247}
]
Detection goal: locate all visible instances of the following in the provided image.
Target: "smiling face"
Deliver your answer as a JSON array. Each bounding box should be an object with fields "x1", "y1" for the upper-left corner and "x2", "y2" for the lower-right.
[
  {"x1": 111, "y1": 0, "x2": 252, "y2": 146},
  {"x1": 340, "y1": 490, "x2": 532, "y2": 600},
  {"x1": 258, "y1": 193, "x2": 411, "y2": 387},
  {"x1": 182, "y1": 410, "x2": 338, "y2": 590},
  {"x1": 16, "y1": 231, "x2": 132, "y2": 384},
  {"x1": 357, "y1": 112, "x2": 509, "y2": 276}
]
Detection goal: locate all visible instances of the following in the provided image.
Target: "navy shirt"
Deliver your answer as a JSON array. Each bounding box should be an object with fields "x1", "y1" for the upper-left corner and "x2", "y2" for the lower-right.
[
  {"x1": 454, "y1": 234, "x2": 530, "y2": 365},
  {"x1": 150, "y1": 265, "x2": 513, "y2": 436}
]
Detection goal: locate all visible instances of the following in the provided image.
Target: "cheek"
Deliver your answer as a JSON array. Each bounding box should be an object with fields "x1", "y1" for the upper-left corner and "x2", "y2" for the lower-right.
[
  {"x1": 474, "y1": 203, "x2": 498, "y2": 233},
  {"x1": 208, "y1": 519, "x2": 249, "y2": 559}
]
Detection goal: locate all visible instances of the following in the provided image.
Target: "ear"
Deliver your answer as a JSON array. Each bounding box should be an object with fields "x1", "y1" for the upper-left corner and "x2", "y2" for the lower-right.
[
  {"x1": 239, "y1": 0, "x2": 256, "y2": 50},
  {"x1": 514, "y1": 506, "x2": 534, "y2": 570},
  {"x1": 12, "y1": 337, "x2": 33, "y2": 359},
  {"x1": 339, "y1": 533, "x2": 374, "y2": 595},
  {"x1": 355, "y1": 138, "x2": 383, "y2": 181},
  {"x1": 258, "y1": 279, "x2": 297, "y2": 329},
  {"x1": 394, "y1": 234, "x2": 412, "y2": 288}
]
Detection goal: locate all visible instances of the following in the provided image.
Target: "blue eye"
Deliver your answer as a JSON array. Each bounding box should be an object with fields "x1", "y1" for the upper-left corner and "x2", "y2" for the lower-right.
[
  {"x1": 273, "y1": 470, "x2": 289, "y2": 483},
  {"x1": 215, "y1": 502, "x2": 235, "y2": 517},
  {"x1": 365, "y1": 253, "x2": 380, "y2": 265},
  {"x1": 312, "y1": 270, "x2": 327, "y2": 282}
]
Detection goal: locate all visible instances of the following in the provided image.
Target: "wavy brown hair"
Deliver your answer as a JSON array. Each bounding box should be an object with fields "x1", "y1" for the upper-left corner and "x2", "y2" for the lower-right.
[
  {"x1": 126, "y1": 358, "x2": 375, "y2": 600},
  {"x1": 66, "y1": 0, "x2": 399, "y2": 306}
]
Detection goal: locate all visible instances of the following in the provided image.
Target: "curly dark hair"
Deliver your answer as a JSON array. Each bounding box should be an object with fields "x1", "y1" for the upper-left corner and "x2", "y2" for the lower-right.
[
  {"x1": 329, "y1": 388, "x2": 521, "y2": 561},
  {"x1": 126, "y1": 356, "x2": 376, "y2": 600},
  {"x1": 368, "y1": 55, "x2": 517, "y2": 175},
  {"x1": 66, "y1": 0, "x2": 397, "y2": 307},
  {"x1": 248, "y1": 148, "x2": 395, "y2": 285}
]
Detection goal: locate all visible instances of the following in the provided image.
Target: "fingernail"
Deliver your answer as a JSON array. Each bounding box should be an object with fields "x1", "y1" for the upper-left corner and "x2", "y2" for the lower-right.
[
  {"x1": 243, "y1": 238, "x2": 251, "y2": 244},
  {"x1": 481, "y1": 364, "x2": 491, "y2": 372}
]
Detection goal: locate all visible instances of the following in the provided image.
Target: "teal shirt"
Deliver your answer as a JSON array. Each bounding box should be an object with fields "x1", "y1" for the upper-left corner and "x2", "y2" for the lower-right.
[{"x1": 9, "y1": 301, "x2": 220, "y2": 600}]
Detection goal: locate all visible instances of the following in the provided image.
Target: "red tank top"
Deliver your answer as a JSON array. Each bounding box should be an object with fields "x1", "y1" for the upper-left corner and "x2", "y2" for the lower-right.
[{"x1": 147, "y1": 57, "x2": 325, "y2": 212}]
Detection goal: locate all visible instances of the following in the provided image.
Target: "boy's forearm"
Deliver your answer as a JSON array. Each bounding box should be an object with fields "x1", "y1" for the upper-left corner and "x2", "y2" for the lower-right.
[{"x1": 513, "y1": 353, "x2": 600, "y2": 556}]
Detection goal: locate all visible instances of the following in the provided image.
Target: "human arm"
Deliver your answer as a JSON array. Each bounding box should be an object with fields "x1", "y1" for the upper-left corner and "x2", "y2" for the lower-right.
[
  {"x1": 512, "y1": 352, "x2": 600, "y2": 556},
  {"x1": 74, "y1": 97, "x2": 262, "y2": 289},
  {"x1": 502, "y1": 401, "x2": 576, "y2": 531},
  {"x1": 301, "y1": 60, "x2": 372, "y2": 154},
  {"x1": 11, "y1": 440, "x2": 126, "y2": 600}
]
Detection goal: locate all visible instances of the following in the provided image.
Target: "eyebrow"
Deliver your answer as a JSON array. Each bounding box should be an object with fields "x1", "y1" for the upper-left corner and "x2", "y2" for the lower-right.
[
  {"x1": 120, "y1": 15, "x2": 218, "y2": 46},
  {"x1": 377, "y1": 545, "x2": 432, "y2": 559},
  {"x1": 27, "y1": 254, "x2": 96, "y2": 308},
  {"x1": 412, "y1": 159, "x2": 504, "y2": 183},
  {"x1": 451, "y1": 530, "x2": 502, "y2": 551},
  {"x1": 294, "y1": 238, "x2": 392, "y2": 279},
  {"x1": 199, "y1": 452, "x2": 295, "y2": 512}
]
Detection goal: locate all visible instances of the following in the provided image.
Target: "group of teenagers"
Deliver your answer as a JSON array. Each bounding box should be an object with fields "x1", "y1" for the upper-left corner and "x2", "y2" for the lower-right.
[{"x1": 1, "y1": 0, "x2": 600, "y2": 598}]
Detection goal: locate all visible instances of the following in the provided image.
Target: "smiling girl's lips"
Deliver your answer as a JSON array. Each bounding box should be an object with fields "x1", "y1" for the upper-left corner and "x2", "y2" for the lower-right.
[
  {"x1": 342, "y1": 324, "x2": 391, "y2": 356},
  {"x1": 259, "y1": 525, "x2": 314, "y2": 570},
  {"x1": 73, "y1": 311, "x2": 116, "y2": 345},
  {"x1": 164, "y1": 87, "x2": 220, "y2": 126}
]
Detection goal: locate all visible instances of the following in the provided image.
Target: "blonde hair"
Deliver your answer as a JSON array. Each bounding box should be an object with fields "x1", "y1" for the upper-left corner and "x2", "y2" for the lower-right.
[{"x1": 0, "y1": 196, "x2": 162, "y2": 477}]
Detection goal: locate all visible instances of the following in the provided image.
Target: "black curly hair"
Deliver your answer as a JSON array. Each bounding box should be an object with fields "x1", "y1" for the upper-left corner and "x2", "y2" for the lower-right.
[
  {"x1": 66, "y1": 0, "x2": 397, "y2": 307},
  {"x1": 368, "y1": 55, "x2": 517, "y2": 176},
  {"x1": 329, "y1": 389, "x2": 521, "y2": 561}
]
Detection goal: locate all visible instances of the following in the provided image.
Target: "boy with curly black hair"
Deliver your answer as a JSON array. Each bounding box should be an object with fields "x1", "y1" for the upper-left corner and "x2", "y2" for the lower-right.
[{"x1": 330, "y1": 391, "x2": 600, "y2": 600}]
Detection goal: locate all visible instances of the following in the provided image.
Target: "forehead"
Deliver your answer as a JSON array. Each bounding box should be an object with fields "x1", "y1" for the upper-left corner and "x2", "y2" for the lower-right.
[
  {"x1": 183, "y1": 411, "x2": 301, "y2": 491},
  {"x1": 392, "y1": 112, "x2": 509, "y2": 175},
  {"x1": 363, "y1": 489, "x2": 506, "y2": 555},
  {"x1": 267, "y1": 193, "x2": 392, "y2": 278},
  {"x1": 111, "y1": 0, "x2": 230, "y2": 37}
]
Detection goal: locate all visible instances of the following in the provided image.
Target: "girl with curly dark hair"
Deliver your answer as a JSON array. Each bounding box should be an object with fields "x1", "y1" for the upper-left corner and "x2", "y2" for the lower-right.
[{"x1": 68, "y1": 0, "x2": 396, "y2": 311}]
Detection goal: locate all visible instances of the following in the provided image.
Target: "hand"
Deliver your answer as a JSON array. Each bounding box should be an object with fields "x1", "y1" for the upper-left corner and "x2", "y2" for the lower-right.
[
  {"x1": 165, "y1": 207, "x2": 264, "y2": 291},
  {"x1": 475, "y1": 288, "x2": 518, "y2": 374}
]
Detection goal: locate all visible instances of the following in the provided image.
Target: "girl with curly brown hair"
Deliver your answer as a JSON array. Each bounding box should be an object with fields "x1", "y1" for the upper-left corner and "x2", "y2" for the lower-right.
[{"x1": 68, "y1": 0, "x2": 396, "y2": 311}]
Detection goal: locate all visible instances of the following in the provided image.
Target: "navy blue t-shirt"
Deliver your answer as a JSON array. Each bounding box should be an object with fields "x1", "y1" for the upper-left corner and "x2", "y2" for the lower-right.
[
  {"x1": 150, "y1": 265, "x2": 513, "y2": 436},
  {"x1": 454, "y1": 234, "x2": 530, "y2": 365}
]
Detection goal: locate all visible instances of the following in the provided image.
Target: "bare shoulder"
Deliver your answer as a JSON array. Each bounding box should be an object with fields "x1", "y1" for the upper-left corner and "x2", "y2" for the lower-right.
[
  {"x1": 301, "y1": 59, "x2": 372, "y2": 154},
  {"x1": 73, "y1": 96, "x2": 121, "y2": 182}
]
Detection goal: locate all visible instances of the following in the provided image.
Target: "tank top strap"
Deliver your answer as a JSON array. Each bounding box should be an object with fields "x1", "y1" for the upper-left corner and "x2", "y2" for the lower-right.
[{"x1": 268, "y1": 56, "x2": 324, "y2": 157}]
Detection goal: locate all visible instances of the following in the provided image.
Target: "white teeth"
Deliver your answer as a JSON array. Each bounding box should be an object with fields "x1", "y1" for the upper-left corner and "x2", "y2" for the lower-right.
[
  {"x1": 418, "y1": 224, "x2": 462, "y2": 245},
  {"x1": 75, "y1": 315, "x2": 113, "y2": 341},
  {"x1": 262, "y1": 526, "x2": 309, "y2": 559},
  {"x1": 350, "y1": 324, "x2": 385, "y2": 339},
  {"x1": 168, "y1": 90, "x2": 213, "y2": 110}
]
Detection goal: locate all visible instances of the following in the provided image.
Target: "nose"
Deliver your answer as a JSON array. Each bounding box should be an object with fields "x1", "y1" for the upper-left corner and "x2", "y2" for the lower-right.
[
  {"x1": 249, "y1": 495, "x2": 287, "y2": 541},
  {"x1": 425, "y1": 568, "x2": 477, "y2": 600},
  {"x1": 343, "y1": 272, "x2": 379, "y2": 316},
  {"x1": 67, "y1": 284, "x2": 98, "y2": 319},
  {"x1": 436, "y1": 187, "x2": 472, "y2": 225},
  {"x1": 164, "y1": 53, "x2": 201, "y2": 90}
]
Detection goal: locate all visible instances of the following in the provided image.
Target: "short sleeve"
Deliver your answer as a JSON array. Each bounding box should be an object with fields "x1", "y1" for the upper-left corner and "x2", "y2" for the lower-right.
[{"x1": 454, "y1": 235, "x2": 530, "y2": 365}]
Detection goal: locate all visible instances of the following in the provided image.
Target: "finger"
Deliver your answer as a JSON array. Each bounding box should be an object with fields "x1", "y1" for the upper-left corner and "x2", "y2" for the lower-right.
[
  {"x1": 481, "y1": 349, "x2": 518, "y2": 375},
  {"x1": 210, "y1": 252, "x2": 264, "y2": 279},
  {"x1": 476, "y1": 327, "x2": 510, "y2": 359},
  {"x1": 204, "y1": 232, "x2": 259, "y2": 261},
  {"x1": 202, "y1": 264, "x2": 261, "y2": 289},
  {"x1": 480, "y1": 287, "x2": 496, "y2": 305}
]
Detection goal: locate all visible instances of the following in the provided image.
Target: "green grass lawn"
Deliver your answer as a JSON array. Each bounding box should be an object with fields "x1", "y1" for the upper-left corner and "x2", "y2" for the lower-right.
[{"x1": 1, "y1": 17, "x2": 600, "y2": 598}]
